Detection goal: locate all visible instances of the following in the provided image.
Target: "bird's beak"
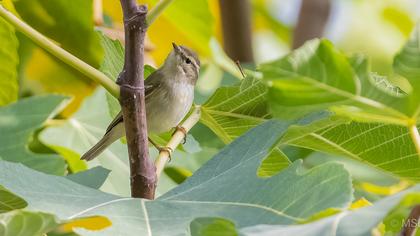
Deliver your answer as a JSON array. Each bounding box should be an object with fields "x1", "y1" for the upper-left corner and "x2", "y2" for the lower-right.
[{"x1": 172, "y1": 42, "x2": 181, "y2": 54}]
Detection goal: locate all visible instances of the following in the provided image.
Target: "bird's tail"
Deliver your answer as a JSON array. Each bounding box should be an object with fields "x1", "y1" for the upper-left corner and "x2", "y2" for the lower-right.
[{"x1": 81, "y1": 125, "x2": 123, "y2": 161}]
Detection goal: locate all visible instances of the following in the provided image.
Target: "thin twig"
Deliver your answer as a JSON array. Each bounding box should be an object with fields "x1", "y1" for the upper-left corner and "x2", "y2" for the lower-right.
[
  {"x1": 235, "y1": 60, "x2": 246, "y2": 79},
  {"x1": 400, "y1": 205, "x2": 420, "y2": 236},
  {"x1": 93, "y1": 0, "x2": 104, "y2": 26},
  {"x1": 0, "y1": 4, "x2": 119, "y2": 98},
  {"x1": 409, "y1": 124, "x2": 420, "y2": 158},
  {"x1": 155, "y1": 106, "x2": 201, "y2": 179},
  {"x1": 118, "y1": 0, "x2": 156, "y2": 199}
]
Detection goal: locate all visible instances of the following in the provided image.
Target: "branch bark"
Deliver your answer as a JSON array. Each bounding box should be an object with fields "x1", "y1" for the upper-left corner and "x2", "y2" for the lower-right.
[
  {"x1": 293, "y1": 0, "x2": 331, "y2": 49},
  {"x1": 218, "y1": 0, "x2": 254, "y2": 63},
  {"x1": 118, "y1": 0, "x2": 156, "y2": 199},
  {"x1": 400, "y1": 205, "x2": 420, "y2": 236}
]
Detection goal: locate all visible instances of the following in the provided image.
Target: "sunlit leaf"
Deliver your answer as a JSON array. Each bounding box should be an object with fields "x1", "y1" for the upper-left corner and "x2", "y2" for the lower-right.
[
  {"x1": 393, "y1": 24, "x2": 420, "y2": 119},
  {"x1": 15, "y1": 0, "x2": 103, "y2": 116},
  {"x1": 282, "y1": 116, "x2": 420, "y2": 181},
  {"x1": 201, "y1": 76, "x2": 270, "y2": 143},
  {"x1": 0, "y1": 186, "x2": 27, "y2": 213},
  {"x1": 261, "y1": 39, "x2": 412, "y2": 125},
  {"x1": 146, "y1": 0, "x2": 214, "y2": 62},
  {"x1": 0, "y1": 9, "x2": 18, "y2": 106}
]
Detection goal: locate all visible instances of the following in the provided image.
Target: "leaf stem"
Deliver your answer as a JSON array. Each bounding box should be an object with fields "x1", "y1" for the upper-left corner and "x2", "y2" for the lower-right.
[
  {"x1": 155, "y1": 106, "x2": 201, "y2": 179},
  {"x1": 409, "y1": 124, "x2": 420, "y2": 158},
  {"x1": 146, "y1": 0, "x2": 175, "y2": 25},
  {"x1": 0, "y1": 4, "x2": 120, "y2": 98}
]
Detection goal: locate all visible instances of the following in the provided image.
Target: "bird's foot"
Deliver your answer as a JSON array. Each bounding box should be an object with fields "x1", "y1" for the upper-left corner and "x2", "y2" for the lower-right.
[
  {"x1": 172, "y1": 125, "x2": 187, "y2": 144},
  {"x1": 158, "y1": 146, "x2": 173, "y2": 161}
]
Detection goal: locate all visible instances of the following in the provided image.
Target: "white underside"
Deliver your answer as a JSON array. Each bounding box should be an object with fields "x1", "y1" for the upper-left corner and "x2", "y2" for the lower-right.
[{"x1": 146, "y1": 81, "x2": 194, "y2": 134}]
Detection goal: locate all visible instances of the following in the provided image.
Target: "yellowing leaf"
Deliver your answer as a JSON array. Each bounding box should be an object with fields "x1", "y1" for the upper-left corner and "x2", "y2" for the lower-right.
[
  {"x1": 360, "y1": 181, "x2": 410, "y2": 196},
  {"x1": 60, "y1": 216, "x2": 112, "y2": 232},
  {"x1": 350, "y1": 198, "x2": 372, "y2": 210},
  {"x1": 23, "y1": 48, "x2": 96, "y2": 116}
]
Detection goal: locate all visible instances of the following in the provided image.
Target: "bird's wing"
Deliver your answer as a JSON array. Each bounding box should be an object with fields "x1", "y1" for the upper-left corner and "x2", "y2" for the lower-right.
[{"x1": 104, "y1": 70, "x2": 162, "y2": 134}]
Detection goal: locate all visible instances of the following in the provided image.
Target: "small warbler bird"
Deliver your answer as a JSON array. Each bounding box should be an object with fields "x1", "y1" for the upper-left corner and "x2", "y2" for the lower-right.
[{"x1": 81, "y1": 43, "x2": 200, "y2": 161}]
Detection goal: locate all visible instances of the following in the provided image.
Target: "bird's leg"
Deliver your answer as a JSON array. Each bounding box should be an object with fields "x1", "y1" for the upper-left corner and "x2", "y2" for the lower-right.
[
  {"x1": 148, "y1": 137, "x2": 173, "y2": 160},
  {"x1": 172, "y1": 125, "x2": 187, "y2": 144}
]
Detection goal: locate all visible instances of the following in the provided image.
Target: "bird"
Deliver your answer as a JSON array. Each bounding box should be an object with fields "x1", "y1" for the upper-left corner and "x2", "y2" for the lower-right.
[{"x1": 81, "y1": 43, "x2": 200, "y2": 161}]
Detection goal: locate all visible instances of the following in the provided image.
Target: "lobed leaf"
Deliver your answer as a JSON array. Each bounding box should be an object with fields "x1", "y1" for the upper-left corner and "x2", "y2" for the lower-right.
[
  {"x1": 0, "y1": 121, "x2": 353, "y2": 235},
  {"x1": 261, "y1": 39, "x2": 414, "y2": 126},
  {"x1": 282, "y1": 116, "x2": 420, "y2": 181}
]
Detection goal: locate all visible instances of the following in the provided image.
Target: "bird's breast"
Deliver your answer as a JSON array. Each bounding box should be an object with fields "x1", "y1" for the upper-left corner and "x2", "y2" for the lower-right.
[{"x1": 146, "y1": 82, "x2": 194, "y2": 134}]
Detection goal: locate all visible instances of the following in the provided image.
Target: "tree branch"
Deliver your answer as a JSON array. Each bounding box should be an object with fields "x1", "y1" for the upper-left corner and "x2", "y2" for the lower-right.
[
  {"x1": 0, "y1": 4, "x2": 119, "y2": 98},
  {"x1": 155, "y1": 106, "x2": 201, "y2": 178},
  {"x1": 293, "y1": 0, "x2": 331, "y2": 49},
  {"x1": 218, "y1": 0, "x2": 254, "y2": 63},
  {"x1": 400, "y1": 205, "x2": 420, "y2": 236},
  {"x1": 118, "y1": 0, "x2": 156, "y2": 199}
]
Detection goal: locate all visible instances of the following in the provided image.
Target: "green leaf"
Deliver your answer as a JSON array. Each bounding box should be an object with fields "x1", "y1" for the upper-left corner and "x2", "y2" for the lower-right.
[
  {"x1": 148, "y1": 0, "x2": 213, "y2": 55},
  {"x1": 200, "y1": 76, "x2": 270, "y2": 143},
  {"x1": 98, "y1": 32, "x2": 123, "y2": 117},
  {"x1": 240, "y1": 185, "x2": 420, "y2": 236},
  {"x1": 66, "y1": 166, "x2": 110, "y2": 189},
  {"x1": 0, "y1": 186, "x2": 27, "y2": 213},
  {"x1": 281, "y1": 116, "x2": 420, "y2": 181},
  {"x1": 98, "y1": 33, "x2": 157, "y2": 118},
  {"x1": 200, "y1": 75, "x2": 291, "y2": 174},
  {"x1": 0, "y1": 16, "x2": 18, "y2": 106},
  {"x1": 190, "y1": 217, "x2": 238, "y2": 236},
  {"x1": 14, "y1": 0, "x2": 102, "y2": 67},
  {"x1": 0, "y1": 96, "x2": 67, "y2": 175},
  {"x1": 261, "y1": 39, "x2": 357, "y2": 119},
  {"x1": 393, "y1": 24, "x2": 420, "y2": 119},
  {"x1": 261, "y1": 39, "x2": 411, "y2": 125},
  {"x1": 39, "y1": 89, "x2": 132, "y2": 196},
  {"x1": 15, "y1": 0, "x2": 102, "y2": 116},
  {"x1": 0, "y1": 121, "x2": 353, "y2": 235},
  {"x1": 0, "y1": 210, "x2": 62, "y2": 236}
]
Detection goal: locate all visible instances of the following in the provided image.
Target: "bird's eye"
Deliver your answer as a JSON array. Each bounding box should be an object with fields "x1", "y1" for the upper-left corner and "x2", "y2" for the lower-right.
[{"x1": 185, "y1": 58, "x2": 192, "y2": 64}]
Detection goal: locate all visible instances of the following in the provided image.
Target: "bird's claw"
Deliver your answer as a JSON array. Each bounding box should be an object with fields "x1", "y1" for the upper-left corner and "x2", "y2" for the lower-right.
[
  {"x1": 158, "y1": 146, "x2": 174, "y2": 161},
  {"x1": 173, "y1": 125, "x2": 187, "y2": 144}
]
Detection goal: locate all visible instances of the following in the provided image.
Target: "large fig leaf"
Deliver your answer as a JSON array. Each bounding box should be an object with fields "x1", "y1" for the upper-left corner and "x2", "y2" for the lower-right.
[{"x1": 0, "y1": 121, "x2": 352, "y2": 235}]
